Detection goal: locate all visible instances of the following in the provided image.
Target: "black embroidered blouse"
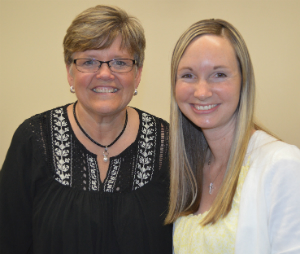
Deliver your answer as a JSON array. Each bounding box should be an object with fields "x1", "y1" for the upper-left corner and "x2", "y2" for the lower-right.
[{"x1": 0, "y1": 104, "x2": 172, "y2": 254}]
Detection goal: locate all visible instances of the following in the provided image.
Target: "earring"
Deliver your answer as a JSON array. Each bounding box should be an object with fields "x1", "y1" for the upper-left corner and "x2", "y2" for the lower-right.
[
  {"x1": 70, "y1": 86, "x2": 75, "y2": 93},
  {"x1": 133, "y1": 89, "x2": 138, "y2": 96}
]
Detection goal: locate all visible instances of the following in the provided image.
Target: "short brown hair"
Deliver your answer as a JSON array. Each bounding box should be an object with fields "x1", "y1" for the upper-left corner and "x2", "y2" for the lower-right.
[{"x1": 63, "y1": 5, "x2": 145, "y2": 67}]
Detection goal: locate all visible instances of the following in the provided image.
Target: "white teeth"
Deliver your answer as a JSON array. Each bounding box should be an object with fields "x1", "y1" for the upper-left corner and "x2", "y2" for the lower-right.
[
  {"x1": 195, "y1": 104, "x2": 217, "y2": 110},
  {"x1": 92, "y1": 88, "x2": 117, "y2": 93}
]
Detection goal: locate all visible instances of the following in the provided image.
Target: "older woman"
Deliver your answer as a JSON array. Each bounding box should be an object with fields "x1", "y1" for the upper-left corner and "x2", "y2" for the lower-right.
[
  {"x1": 166, "y1": 19, "x2": 300, "y2": 253},
  {"x1": 0, "y1": 5, "x2": 172, "y2": 254}
]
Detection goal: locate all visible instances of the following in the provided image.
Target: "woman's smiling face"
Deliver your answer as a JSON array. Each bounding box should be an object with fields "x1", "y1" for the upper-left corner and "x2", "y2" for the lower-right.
[
  {"x1": 175, "y1": 34, "x2": 241, "y2": 133},
  {"x1": 67, "y1": 35, "x2": 142, "y2": 118}
]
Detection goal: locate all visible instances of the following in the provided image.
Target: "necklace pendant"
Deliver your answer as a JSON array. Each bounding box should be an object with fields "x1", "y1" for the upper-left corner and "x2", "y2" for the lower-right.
[
  {"x1": 103, "y1": 147, "x2": 109, "y2": 163},
  {"x1": 209, "y1": 183, "x2": 214, "y2": 195}
]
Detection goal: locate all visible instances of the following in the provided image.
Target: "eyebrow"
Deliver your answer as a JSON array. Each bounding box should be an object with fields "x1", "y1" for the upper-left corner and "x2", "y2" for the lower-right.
[
  {"x1": 177, "y1": 66, "x2": 193, "y2": 72},
  {"x1": 80, "y1": 56, "x2": 122, "y2": 59},
  {"x1": 213, "y1": 65, "x2": 228, "y2": 70},
  {"x1": 178, "y1": 65, "x2": 228, "y2": 72},
  {"x1": 77, "y1": 53, "x2": 131, "y2": 60}
]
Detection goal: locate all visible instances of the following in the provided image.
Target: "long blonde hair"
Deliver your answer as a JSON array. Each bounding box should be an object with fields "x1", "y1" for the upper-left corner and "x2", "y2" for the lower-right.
[{"x1": 166, "y1": 19, "x2": 256, "y2": 225}]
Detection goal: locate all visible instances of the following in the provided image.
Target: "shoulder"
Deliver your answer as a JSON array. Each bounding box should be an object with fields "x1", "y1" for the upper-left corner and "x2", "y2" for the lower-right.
[
  {"x1": 133, "y1": 107, "x2": 169, "y2": 129},
  {"x1": 245, "y1": 130, "x2": 300, "y2": 191},
  {"x1": 24, "y1": 104, "x2": 70, "y2": 124},
  {"x1": 13, "y1": 104, "x2": 71, "y2": 142},
  {"x1": 247, "y1": 130, "x2": 300, "y2": 165},
  {"x1": 239, "y1": 135, "x2": 300, "y2": 254}
]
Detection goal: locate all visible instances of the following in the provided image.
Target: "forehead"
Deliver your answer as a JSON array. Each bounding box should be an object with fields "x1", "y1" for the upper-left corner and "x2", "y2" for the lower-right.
[
  {"x1": 73, "y1": 35, "x2": 133, "y2": 59},
  {"x1": 178, "y1": 34, "x2": 238, "y2": 68}
]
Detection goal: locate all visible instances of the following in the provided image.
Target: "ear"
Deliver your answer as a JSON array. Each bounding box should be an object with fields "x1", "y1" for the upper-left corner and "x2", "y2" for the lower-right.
[
  {"x1": 134, "y1": 66, "x2": 143, "y2": 90},
  {"x1": 66, "y1": 64, "x2": 74, "y2": 87}
]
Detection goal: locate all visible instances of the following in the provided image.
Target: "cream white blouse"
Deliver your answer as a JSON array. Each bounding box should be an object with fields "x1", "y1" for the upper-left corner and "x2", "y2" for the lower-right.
[{"x1": 173, "y1": 158, "x2": 250, "y2": 254}]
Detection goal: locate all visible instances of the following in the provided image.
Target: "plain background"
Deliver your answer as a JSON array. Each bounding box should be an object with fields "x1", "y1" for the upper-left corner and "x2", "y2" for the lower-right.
[{"x1": 1, "y1": 0, "x2": 300, "y2": 167}]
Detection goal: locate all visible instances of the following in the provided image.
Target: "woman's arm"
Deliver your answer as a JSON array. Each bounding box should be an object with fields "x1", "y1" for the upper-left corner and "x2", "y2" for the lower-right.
[
  {"x1": 265, "y1": 151, "x2": 300, "y2": 253},
  {"x1": 236, "y1": 138, "x2": 300, "y2": 254},
  {"x1": 0, "y1": 122, "x2": 35, "y2": 253}
]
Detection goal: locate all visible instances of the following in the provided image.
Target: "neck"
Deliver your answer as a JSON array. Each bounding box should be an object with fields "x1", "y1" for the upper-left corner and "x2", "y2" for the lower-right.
[
  {"x1": 203, "y1": 124, "x2": 236, "y2": 166},
  {"x1": 74, "y1": 101, "x2": 128, "y2": 147}
]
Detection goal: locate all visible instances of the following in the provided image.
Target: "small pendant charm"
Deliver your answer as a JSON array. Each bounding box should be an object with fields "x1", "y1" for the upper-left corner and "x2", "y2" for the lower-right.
[
  {"x1": 103, "y1": 147, "x2": 109, "y2": 163},
  {"x1": 209, "y1": 183, "x2": 214, "y2": 195}
]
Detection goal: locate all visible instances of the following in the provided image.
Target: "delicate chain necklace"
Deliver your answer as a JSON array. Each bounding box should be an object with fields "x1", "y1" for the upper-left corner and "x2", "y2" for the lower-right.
[
  {"x1": 208, "y1": 159, "x2": 223, "y2": 195},
  {"x1": 73, "y1": 101, "x2": 128, "y2": 163}
]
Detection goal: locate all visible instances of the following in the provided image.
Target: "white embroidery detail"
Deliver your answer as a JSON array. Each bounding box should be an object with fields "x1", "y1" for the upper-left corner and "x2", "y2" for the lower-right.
[
  {"x1": 104, "y1": 158, "x2": 121, "y2": 192},
  {"x1": 87, "y1": 155, "x2": 99, "y2": 191},
  {"x1": 51, "y1": 107, "x2": 158, "y2": 192},
  {"x1": 134, "y1": 113, "x2": 156, "y2": 189},
  {"x1": 52, "y1": 108, "x2": 71, "y2": 186}
]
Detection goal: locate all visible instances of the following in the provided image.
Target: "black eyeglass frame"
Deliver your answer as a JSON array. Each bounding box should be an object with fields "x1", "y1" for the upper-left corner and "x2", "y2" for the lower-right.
[{"x1": 73, "y1": 58, "x2": 136, "y2": 73}]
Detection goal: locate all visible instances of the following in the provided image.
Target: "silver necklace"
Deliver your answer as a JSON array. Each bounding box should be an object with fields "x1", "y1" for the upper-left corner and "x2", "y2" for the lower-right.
[
  {"x1": 208, "y1": 159, "x2": 223, "y2": 195},
  {"x1": 73, "y1": 101, "x2": 128, "y2": 162}
]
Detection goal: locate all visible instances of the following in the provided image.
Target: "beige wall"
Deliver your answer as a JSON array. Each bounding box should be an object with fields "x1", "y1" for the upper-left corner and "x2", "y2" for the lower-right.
[{"x1": 1, "y1": 0, "x2": 300, "y2": 166}]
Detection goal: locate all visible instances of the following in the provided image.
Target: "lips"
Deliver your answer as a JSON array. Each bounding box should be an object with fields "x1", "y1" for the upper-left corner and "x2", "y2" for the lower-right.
[
  {"x1": 194, "y1": 104, "x2": 217, "y2": 110},
  {"x1": 92, "y1": 87, "x2": 118, "y2": 93}
]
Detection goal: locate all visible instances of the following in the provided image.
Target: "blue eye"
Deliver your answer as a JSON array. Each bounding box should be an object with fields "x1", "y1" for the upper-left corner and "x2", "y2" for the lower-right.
[
  {"x1": 182, "y1": 74, "x2": 193, "y2": 78},
  {"x1": 114, "y1": 60, "x2": 127, "y2": 66},
  {"x1": 83, "y1": 60, "x2": 96, "y2": 66}
]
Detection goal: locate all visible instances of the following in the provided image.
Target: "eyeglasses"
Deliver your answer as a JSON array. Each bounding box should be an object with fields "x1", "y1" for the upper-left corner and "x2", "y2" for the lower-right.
[{"x1": 73, "y1": 58, "x2": 136, "y2": 73}]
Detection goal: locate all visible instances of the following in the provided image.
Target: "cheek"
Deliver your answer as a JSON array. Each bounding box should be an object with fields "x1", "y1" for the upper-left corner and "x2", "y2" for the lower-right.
[
  {"x1": 214, "y1": 81, "x2": 241, "y2": 103},
  {"x1": 229, "y1": 84, "x2": 241, "y2": 106},
  {"x1": 130, "y1": 74, "x2": 138, "y2": 87},
  {"x1": 175, "y1": 82, "x2": 191, "y2": 104},
  {"x1": 74, "y1": 74, "x2": 94, "y2": 87},
  {"x1": 118, "y1": 73, "x2": 136, "y2": 88}
]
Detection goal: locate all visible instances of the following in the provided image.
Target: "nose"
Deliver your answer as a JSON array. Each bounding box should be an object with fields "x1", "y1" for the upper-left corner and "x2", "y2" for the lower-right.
[
  {"x1": 194, "y1": 80, "x2": 212, "y2": 100},
  {"x1": 95, "y1": 62, "x2": 114, "y2": 80}
]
